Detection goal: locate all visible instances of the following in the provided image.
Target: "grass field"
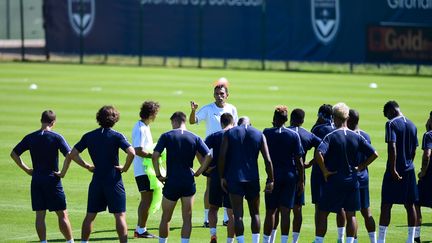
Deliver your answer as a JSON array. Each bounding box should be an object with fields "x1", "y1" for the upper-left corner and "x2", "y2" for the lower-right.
[{"x1": 0, "y1": 62, "x2": 431, "y2": 242}]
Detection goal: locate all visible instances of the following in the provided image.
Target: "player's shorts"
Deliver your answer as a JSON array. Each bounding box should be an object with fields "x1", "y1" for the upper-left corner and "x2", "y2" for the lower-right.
[
  {"x1": 31, "y1": 176, "x2": 66, "y2": 211},
  {"x1": 87, "y1": 179, "x2": 126, "y2": 213},
  {"x1": 265, "y1": 175, "x2": 297, "y2": 209},
  {"x1": 319, "y1": 178, "x2": 360, "y2": 213},
  {"x1": 163, "y1": 180, "x2": 196, "y2": 201},
  {"x1": 227, "y1": 180, "x2": 260, "y2": 201},
  {"x1": 135, "y1": 175, "x2": 153, "y2": 192},
  {"x1": 311, "y1": 167, "x2": 324, "y2": 204},
  {"x1": 381, "y1": 169, "x2": 418, "y2": 205},
  {"x1": 359, "y1": 186, "x2": 370, "y2": 209},
  {"x1": 209, "y1": 177, "x2": 231, "y2": 208},
  {"x1": 418, "y1": 175, "x2": 432, "y2": 207}
]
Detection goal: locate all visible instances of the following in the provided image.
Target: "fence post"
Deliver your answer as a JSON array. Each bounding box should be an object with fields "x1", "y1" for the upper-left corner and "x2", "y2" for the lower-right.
[
  {"x1": 19, "y1": 0, "x2": 25, "y2": 61},
  {"x1": 416, "y1": 64, "x2": 420, "y2": 75},
  {"x1": 138, "y1": 0, "x2": 143, "y2": 66},
  {"x1": 79, "y1": 0, "x2": 84, "y2": 64},
  {"x1": 260, "y1": 0, "x2": 266, "y2": 70},
  {"x1": 197, "y1": 1, "x2": 203, "y2": 68},
  {"x1": 6, "y1": 0, "x2": 10, "y2": 39}
]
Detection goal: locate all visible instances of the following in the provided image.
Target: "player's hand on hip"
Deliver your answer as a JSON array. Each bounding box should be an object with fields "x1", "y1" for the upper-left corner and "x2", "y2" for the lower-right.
[
  {"x1": 264, "y1": 181, "x2": 274, "y2": 193},
  {"x1": 157, "y1": 175, "x2": 166, "y2": 184},
  {"x1": 418, "y1": 171, "x2": 426, "y2": 179},
  {"x1": 115, "y1": 165, "x2": 126, "y2": 173},
  {"x1": 190, "y1": 101, "x2": 199, "y2": 111},
  {"x1": 297, "y1": 181, "x2": 304, "y2": 194},
  {"x1": 220, "y1": 178, "x2": 228, "y2": 193},
  {"x1": 26, "y1": 168, "x2": 33, "y2": 176},
  {"x1": 87, "y1": 164, "x2": 95, "y2": 173},
  {"x1": 54, "y1": 171, "x2": 64, "y2": 178},
  {"x1": 391, "y1": 169, "x2": 402, "y2": 180},
  {"x1": 323, "y1": 170, "x2": 337, "y2": 182}
]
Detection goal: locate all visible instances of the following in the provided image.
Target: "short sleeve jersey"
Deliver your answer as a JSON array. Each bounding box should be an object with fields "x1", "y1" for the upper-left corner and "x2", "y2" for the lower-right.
[
  {"x1": 263, "y1": 127, "x2": 304, "y2": 181},
  {"x1": 204, "y1": 130, "x2": 225, "y2": 179},
  {"x1": 385, "y1": 116, "x2": 418, "y2": 172},
  {"x1": 223, "y1": 125, "x2": 263, "y2": 182},
  {"x1": 154, "y1": 129, "x2": 210, "y2": 184},
  {"x1": 421, "y1": 131, "x2": 432, "y2": 177},
  {"x1": 311, "y1": 122, "x2": 335, "y2": 177},
  {"x1": 74, "y1": 128, "x2": 131, "y2": 182},
  {"x1": 196, "y1": 103, "x2": 238, "y2": 137},
  {"x1": 131, "y1": 120, "x2": 154, "y2": 177},
  {"x1": 318, "y1": 128, "x2": 375, "y2": 183},
  {"x1": 13, "y1": 130, "x2": 71, "y2": 177},
  {"x1": 355, "y1": 130, "x2": 372, "y2": 187},
  {"x1": 288, "y1": 126, "x2": 321, "y2": 161}
]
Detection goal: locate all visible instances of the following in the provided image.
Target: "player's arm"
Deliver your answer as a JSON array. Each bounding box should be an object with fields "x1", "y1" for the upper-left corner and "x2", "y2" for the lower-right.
[
  {"x1": 10, "y1": 150, "x2": 33, "y2": 176},
  {"x1": 218, "y1": 134, "x2": 229, "y2": 192},
  {"x1": 189, "y1": 101, "x2": 198, "y2": 124},
  {"x1": 66, "y1": 148, "x2": 94, "y2": 172},
  {"x1": 194, "y1": 153, "x2": 212, "y2": 177},
  {"x1": 260, "y1": 135, "x2": 274, "y2": 193},
  {"x1": 152, "y1": 151, "x2": 166, "y2": 182},
  {"x1": 295, "y1": 155, "x2": 304, "y2": 193},
  {"x1": 314, "y1": 150, "x2": 336, "y2": 182},
  {"x1": 134, "y1": 147, "x2": 152, "y2": 158},
  {"x1": 357, "y1": 151, "x2": 379, "y2": 171},
  {"x1": 116, "y1": 146, "x2": 135, "y2": 173},
  {"x1": 387, "y1": 142, "x2": 401, "y2": 180},
  {"x1": 419, "y1": 148, "x2": 431, "y2": 179}
]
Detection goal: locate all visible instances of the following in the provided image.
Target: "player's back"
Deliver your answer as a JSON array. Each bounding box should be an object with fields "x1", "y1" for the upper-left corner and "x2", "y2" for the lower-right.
[
  {"x1": 289, "y1": 126, "x2": 321, "y2": 158},
  {"x1": 205, "y1": 130, "x2": 224, "y2": 177},
  {"x1": 224, "y1": 125, "x2": 262, "y2": 182}
]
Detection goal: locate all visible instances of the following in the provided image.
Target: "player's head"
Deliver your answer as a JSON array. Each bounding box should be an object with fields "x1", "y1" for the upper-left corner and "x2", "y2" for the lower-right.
[
  {"x1": 290, "y1": 108, "x2": 305, "y2": 126},
  {"x1": 214, "y1": 85, "x2": 228, "y2": 106},
  {"x1": 220, "y1": 112, "x2": 234, "y2": 129},
  {"x1": 41, "y1": 110, "x2": 56, "y2": 125},
  {"x1": 383, "y1": 100, "x2": 400, "y2": 119},
  {"x1": 317, "y1": 104, "x2": 333, "y2": 124},
  {"x1": 427, "y1": 111, "x2": 432, "y2": 131},
  {"x1": 332, "y1": 102, "x2": 350, "y2": 125},
  {"x1": 237, "y1": 116, "x2": 251, "y2": 126},
  {"x1": 140, "y1": 101, "x2": 160, "y2": 122},
  {"x1": 170, "y1": 111, "x2": 187, "y2": 128},
  {"x1": 96, "y1": 105, "x2": 120, "y2": 128},
  {"x1": 347, "y1": 109, "x2": 359, "y2": 130},
  {"x1": 272, "y1": 105, "x2": 288, "y2": 127}
]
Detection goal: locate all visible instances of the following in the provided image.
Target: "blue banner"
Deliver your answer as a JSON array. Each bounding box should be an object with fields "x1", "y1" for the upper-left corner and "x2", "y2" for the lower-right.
[{"x1": 44, "y1": 0, "x2": 432, "y2": 63}]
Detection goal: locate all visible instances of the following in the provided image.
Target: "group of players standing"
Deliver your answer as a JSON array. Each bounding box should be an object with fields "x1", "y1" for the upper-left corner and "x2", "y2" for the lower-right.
[{"x1": 11, "y1": 80, "x2": 432, "y2": 243}]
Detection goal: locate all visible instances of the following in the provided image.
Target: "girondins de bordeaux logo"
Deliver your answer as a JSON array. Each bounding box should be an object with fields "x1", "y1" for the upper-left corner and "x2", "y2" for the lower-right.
[
  {"x1": 311, "y1": 0, "x2": 340, "y2": 44},
  {"x1": 68, "y1": 0, "x2": 95, "y2": 36}
]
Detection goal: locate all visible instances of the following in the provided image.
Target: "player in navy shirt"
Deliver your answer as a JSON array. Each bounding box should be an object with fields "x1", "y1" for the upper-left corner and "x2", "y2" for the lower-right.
[
  {"x1": 10, "y1": 110, "x2": 75, "y2": 243},
  {"x1": 347, "y1": 109, "x2": 377, "y2": 243},
  {"x1": 262, "y1": 106, "x2": 304, "y2": 243},
  {"x1": 205, "y1": 113, "x2": 235, "y2": 243},
  {"x1": 378, "y1": 101, "x2": 418, "y2": 243},
  {"x1": 314, "y1": 103, "x2": 378, "y2": 243},
  {"x1": 219, "y1": 117, "x2": 274, "y2": 243},
  {"x1": 66, "y1": 106, "x2": 135, "y2": 243},
  {"x1": 415, "y1": 111, "x2": 432, "y2": 243},
  {"x1": 152, "y1": 111, "x2": 212, "y2": 243}
]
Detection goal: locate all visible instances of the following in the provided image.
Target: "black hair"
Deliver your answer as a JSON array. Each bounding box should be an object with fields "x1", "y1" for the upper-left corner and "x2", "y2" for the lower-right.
[
  {"x1": 170, "y1": 111, "x2": 186, "y2": 124},
  {"x1": 220, "y1": 113, "x2": 234, "y2": 128},
  {"x1": 290, "y1": 108, "x2": 305, "y2": 125},
  {"x1": 96, "y1": 105, "x2": 120, "y2": 128},
  {"x1": 41, "y1": 110, "x2": 56, "y2": 124}
]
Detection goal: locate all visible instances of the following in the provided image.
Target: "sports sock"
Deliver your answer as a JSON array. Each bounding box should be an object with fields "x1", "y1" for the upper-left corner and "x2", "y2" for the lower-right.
[
  {"x1": 136, "y1": 226, "x2": 146, "y2": 234},
  {"x1": 252, "y1": 233, "x2": 260, "y2": 243},
  {"x1": 314, "y1": 236, "x2": 324, "y2": 243},
  {"x1": 41, "y1": 241, "x2": 47, "y2": 243},
  {"x1": 338, "y1": 227, "x2": 345, "y2": 242},
  {"x1": 80, "y1": 241, "x2": 89, "y2": 243},
  {"x1": 66, "y1": 240, "x2": 74, "y2": 243},
  {"x1": 369, "y1": 231, "x2": 377, "y2": 243},
  {"x1": 159, "y1": 237, "x2": 167, "y2": 243},
  {"x1": 263, "y1": 234, "x2": 270, "y2": 243},
  {"x1": 281, "y1": 235, "x2": 288, "y2": 243},
  {"x1": 236, "y1": 235, "x2": 245, "y2": 243},
  {"x1": 346, "y1": 237, "x2": 354, "y2": 243},
  {"x1": 354, "y1": 238, "x2": 358, "y2": 243},
  {"x1": 204, "y1": 209, "x2": 209, "y2": 223},
  {"x1": 227, "y1": 237, "x2": 234, "y2": 243},
  {"x1": 181, "y1": 238, "x2": 190, "y2": 243},
  {"x1": 224, "y1": 207, "x2": 229, "y2": 222},
  {"x1": 269, "y1": 229, "x2": 277, "y2": 243},
  {"x1": 407, "y1": 227, "x2": 415, "y2": 243},
  {"x1": 292, "y1": 232, "x2": 299, "y2": 243},
  {"x1": 378, "y1": 225, "x2": 387, "y2": 243},
  {"x1": 210, "y1": 227, "x2": 217, "y2": 236},
  {"x1": 414, "y1": 226, "x2": 420, "y2": 238}
]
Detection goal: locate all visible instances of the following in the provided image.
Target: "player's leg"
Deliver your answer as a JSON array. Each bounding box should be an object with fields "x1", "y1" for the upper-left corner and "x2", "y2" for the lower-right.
[
  {"x1": 35, "y1": 210, "x2": 47, "y2": 242},
  {"x1": 180, "y1": 195, "x2": 194, "y2": 241},
  {"x1": 229, "y1": 193, "x2": 245, "y2": 241},
  {"x1": 279, "y1": 206, "x2": 291, "y2": 243},
  {"x1": 345, "y1": 210, "x2": 357, "y2": 243},
  {"x1": 226, "y1": 208, "x2": 235, "y2": 241},
  {"x1": 414, "y1": 205, "x2": 422, "y2": 243},
  {"x1": 81, "y1": 213, "x2": 97, "y2": 241},
  {"x1": 404, "y1": 203, "x2": 417, "y2": 243},
  {"x1": 55, "y1": 210, "x2": 73, "y2": 241},
  {"x1": 203, "y1": 177, "x2": 210, "y2": 227},
  {"x1": 159, "y1": 197, "x2": 177, "y2": 239},
  {"x1": 113, "y1": 212, "x2": 128, "y2": 243},
  {"x1": 208, "y1": 176, "x2": 222, "y2": 242},
  {"x1": 270, "y1": 209, "x2": 279, "y2": 243},
  {"x1": 247, "y1": 194, "x2": 261, "y2": 243},
  {"x1": 135, "y1": 175, "x2": 155, "y2": 237},
  {"x1": 336, "y1": 209, "x2": 347, "y2": 242},
  {"x1": 208, "y1": 204, "x2": 219, "y2": 241},
  {"x1": 292, "y1": 205, "x2": 302, "y2": 243},
  {"x1": 314, "y1": 209, "x2": 330, "y2": 242},
  {"x1": 360, "y1": 207, "x2": 376, "y2": 242},
  {"x1": 263, "y1": 207, "x2": 277, "y2": 243},
  {"x1": 378, "y1": 203, "x2": 392, "y2": 243},
  {"x1": 263, "y1": 185, "x2": 278, "y2": 243}
]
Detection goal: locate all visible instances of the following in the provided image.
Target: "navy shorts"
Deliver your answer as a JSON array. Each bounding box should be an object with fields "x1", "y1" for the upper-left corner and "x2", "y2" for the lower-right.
[
  {"x1": 87, "y1": 179, "x2": 126, "y2": 213},
  {"x1": 31, "y1": 176, "x2": 66, "y2": 211},
  {"x1": 227, "y1": 180, "x2": 260, "y2": 201},
  {"x1": 418, "y1": 176, "x2": 432, "y2": 208},
  {"x1": 319, "y1": 178, "x2": 360, "y2": 213},
  {"x1": 209, "y1": 176, "x2": 231, "y2": 208},
  {"x1": 359, "y1": 186, "x2": 370, "y2": 209},
  {"x1": 265, "y1": 175, "x2": 297, "y2": 209},
  {"x1": 381, "y1": 169, "x2": 418, "y2": 205},
  {"x1": 311, "y1": 168, "x2": 324, "y2": 204},
  {"x1": 163, "y1": 180, "x2": 196, "y2": 201},
  {"x1": 135, "y1": 175, "x2": 153, "y2": 192},
  {"x1": 295, "y1": 175, "x2": 306, "y2": 206}
]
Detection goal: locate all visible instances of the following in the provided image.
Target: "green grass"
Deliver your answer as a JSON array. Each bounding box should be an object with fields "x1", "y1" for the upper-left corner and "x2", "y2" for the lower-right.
[{"x1": 0, "y1": 62, "x2": 431, "y2": 242}]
